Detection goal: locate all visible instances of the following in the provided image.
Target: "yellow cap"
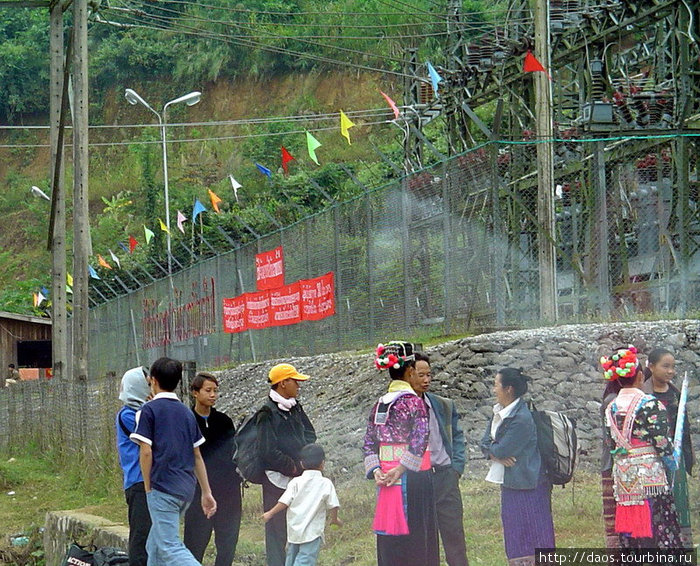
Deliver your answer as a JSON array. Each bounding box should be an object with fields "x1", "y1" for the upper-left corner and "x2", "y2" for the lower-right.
[{"x1": 268, "y1": 363, "x2": 310, "y2": 385}]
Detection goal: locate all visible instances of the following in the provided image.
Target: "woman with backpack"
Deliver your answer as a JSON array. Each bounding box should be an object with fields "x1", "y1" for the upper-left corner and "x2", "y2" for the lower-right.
[
  {"x1": 642, "y1": 348, "x2": 693, "y2": 547},
  {"x1": 601, "y1": 346, "x2": 682, "y2": 548},
  {"x1": 480, "y1": 367, "x2": 555, "y2": 566},
  {"x1": 258, "y1": 363, "x2": 316, "y2": 566},
  {"x1": 184, "y1": 372, "x2": 242, "y2": 566},
  {"x1": 362, "y1": 341, "x2": 439, "y2": 566}
]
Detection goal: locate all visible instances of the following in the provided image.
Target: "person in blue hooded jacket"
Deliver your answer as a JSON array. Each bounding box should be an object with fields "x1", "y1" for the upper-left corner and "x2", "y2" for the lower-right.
[
  {"x1": 480, "y1": 368, "x2": 554, "y2": 566},
  {"x1": 116, "y1": 366, "x2": 152, "y2": 566}
]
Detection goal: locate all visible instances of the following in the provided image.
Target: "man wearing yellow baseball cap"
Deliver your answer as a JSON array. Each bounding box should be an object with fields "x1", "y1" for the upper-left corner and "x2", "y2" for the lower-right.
[{"x1": 258, "y1": 363, "x2": 315, "y2": 566}]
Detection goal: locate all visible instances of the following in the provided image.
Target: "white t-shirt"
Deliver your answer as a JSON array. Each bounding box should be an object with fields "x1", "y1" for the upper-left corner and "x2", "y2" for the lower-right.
[
  {"x1": 279, "y1": 469, "x2": 340, "y2": 544},
  {"x1": 485, "y1": 398, "x2": 521, "y2": 484}
]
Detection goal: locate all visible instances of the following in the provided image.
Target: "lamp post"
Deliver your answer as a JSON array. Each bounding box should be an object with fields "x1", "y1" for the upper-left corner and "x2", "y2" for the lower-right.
[{"x1": 124, "y1": 88, "x2": 201, "y2": 274}]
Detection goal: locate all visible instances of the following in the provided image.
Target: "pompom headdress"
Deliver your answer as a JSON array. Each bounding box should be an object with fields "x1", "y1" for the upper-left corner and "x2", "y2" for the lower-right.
[
  {"x1": 375, "y1": 341, "x2": 415, "y2": 370},
  {"x1": 600, "y1": 345, "x2": 640, "y2": 381}
]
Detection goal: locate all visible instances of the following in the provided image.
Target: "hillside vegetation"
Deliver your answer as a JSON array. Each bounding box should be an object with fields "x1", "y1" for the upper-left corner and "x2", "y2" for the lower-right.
[{"x1": 0, "y1": 0, "x2": 506, "y2": 314}]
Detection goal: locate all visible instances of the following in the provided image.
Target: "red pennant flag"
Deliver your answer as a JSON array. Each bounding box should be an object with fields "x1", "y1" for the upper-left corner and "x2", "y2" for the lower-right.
[
  {"x1": 523, "y1": 50, "x2": 547, "y2": 73},
  {"x1": 281, "y1": 146, "x2": 295, "y2": 175},
  {"x1": 129, "y1": 235, "x2": 138, "y2": 253}
]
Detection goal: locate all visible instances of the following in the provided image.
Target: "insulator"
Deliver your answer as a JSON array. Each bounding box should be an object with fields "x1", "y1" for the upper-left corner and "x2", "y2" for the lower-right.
[{"x1": 613, "y1": 90, "x2": 634, "y2": 124}]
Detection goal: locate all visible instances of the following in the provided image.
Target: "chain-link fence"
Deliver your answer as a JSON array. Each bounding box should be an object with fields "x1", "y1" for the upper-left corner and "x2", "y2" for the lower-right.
[{"x1": 83, "y1": 134, "x2": 699, "y2": 377}]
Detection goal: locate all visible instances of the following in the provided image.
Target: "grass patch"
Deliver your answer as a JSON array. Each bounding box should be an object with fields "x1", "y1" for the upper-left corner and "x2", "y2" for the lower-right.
[{"x1": 1, "y1": 454, "x2": 697, "y2": 566}]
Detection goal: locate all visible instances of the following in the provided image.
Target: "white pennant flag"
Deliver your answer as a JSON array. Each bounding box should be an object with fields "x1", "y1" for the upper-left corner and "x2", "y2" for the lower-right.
[
  {"x1": 109, "y1": 249, "x2": 121, "y2": 269},
  {"x1": 229, "y1": 175, "x2": 241, "y2": 202}
]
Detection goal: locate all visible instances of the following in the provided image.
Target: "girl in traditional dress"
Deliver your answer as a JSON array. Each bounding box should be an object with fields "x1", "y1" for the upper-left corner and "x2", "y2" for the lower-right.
[
  {"x1": 642, "y1": 348, "x2": 694, "y2": 547},
  {"x1": 480, "y1": 368, "x2": 555, "y2": 566},
  {"x1": 362, "y1": 341, "x2": 439, "y2": 566},
  {"x1": 602, "y1": 346, "x2": 682, "y2": 548},
  {"x1": 600, "y1": 378, "x2": 622, "y2": 548}
]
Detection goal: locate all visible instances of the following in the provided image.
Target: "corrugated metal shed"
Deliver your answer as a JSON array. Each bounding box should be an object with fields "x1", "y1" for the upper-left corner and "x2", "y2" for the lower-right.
[{"x1": 0, "y1": 311, "x2": 52, "y2": 374}]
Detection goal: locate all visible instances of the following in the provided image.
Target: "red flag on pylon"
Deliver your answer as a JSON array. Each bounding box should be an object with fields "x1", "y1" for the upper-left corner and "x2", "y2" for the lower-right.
[
  {"x1": 523, "y1": 50, "x2": 547, "y2": 73},
  {"x1": 281, "y1": 146, "x2": 295, "y2": 175}
]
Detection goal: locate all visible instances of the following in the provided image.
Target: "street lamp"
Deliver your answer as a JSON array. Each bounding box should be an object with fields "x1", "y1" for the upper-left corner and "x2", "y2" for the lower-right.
[{"x1": 124, "y1": 88, "x2": 202, "y2": 274}]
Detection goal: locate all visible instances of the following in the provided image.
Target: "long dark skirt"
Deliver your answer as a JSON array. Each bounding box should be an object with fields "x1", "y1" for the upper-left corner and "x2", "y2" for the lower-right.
[
  {"x1": 618, "y1": 492, "x2": 682, "y2": 549},
  {"x1": 376, "y1": 469, "x2": 439, "y2": 566},
  {"x1": 501, "y1": 477, "x2": 555, "y2": 565}
]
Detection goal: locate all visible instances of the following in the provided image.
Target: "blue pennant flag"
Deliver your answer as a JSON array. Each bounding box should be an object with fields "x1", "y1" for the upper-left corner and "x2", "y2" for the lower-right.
[
  {"x1": 426, "y1": 61, "x2": 443, "y2": 96},
  {"x1": 192, "y1": 199, "x2": 207, "y2": 222},
  {"x1": 88, "y1": 265, "x2": 101, "y2": 280},
  {"x1": 255, "y1": 163, "x2": 272, "y2": 178},
  {"x1": 40, "y1": 286, "x2": 49, "y2": 296},
  {"x1": 118, "y1": 241, "x2": 129, "y2": 253}
]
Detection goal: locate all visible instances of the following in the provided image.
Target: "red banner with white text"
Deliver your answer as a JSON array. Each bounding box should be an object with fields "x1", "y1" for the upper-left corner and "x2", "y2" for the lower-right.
[
  {"x1": 300, "y1": 272, "x2": 335, "y2": 321},
  {"x1": 270, "y1": 282, "x2": 302, "y2": 326},
  {"x1": 245, "y1": 291, "x2": 271, "y2": 330},
  {"x1": 222, "y1": 296, "x2": 247, "y2": 334},
  {"x1": 255, "y1": 246, "x2": 285, "y2": 290}
]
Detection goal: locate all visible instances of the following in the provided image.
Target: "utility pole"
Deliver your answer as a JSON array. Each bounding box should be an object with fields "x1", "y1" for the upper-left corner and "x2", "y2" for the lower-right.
[
  {"x1": 49, "y1": 0, "x2": 67, "y2": 380},
  {"x1": 533, "y1": 0, "x2": 557, "y2": 322},
  {"x1": 72, "y1": 0, "x2": 90, "y2": 380}
]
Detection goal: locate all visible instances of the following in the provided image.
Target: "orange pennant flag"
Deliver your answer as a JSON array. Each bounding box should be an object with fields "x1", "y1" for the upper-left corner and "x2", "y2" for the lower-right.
[
  {"x1": 97, "y1": 254, "x2": 112, "y2": 270},
  {"x1": 208, "y1": 189, "x2": 223, "y2": 213}
]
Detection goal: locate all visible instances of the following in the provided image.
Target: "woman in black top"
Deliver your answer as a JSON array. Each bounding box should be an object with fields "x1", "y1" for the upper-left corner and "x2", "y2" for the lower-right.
[
  {"x1": 258, "y1": 363, "x2": 316, "y2": 566},
  {"x1": 184, "y1": 372, "x2": 242, "y2": 566}
]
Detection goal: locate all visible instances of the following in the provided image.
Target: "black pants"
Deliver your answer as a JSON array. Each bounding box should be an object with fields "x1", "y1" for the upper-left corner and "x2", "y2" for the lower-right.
[
  {"x1": 125, "y1": 482, "x2": 151, "y2": 566},
  {"x1": 184, "y1": 483, "x2": 242, "y2": 566},
  {"x1": 433, "y1": 466, "x2": 469, "y2": 566},
  {"x1": 262, "y1": 477, "x2": 287, "y2": 566}
]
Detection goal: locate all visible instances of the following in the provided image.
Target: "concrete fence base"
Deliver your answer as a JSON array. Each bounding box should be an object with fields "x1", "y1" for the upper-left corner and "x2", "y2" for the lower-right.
[{"x1": 43, "y1": 511, "x2": 129, "y2": 566}]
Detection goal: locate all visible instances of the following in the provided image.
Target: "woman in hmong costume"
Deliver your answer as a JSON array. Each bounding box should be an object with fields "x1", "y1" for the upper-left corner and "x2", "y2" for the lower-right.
[
  {"x1": 642, "y1": 348, "x2": 694, "y2": 547},
  {"x1": 602, "y1": 346, "x2": 682, "y2": 548},
  {"x1": 480, "y1": 368, "x2": 555, "y2": 566},
  {"x1": 362, "y1": 341, "x2": 439, "y2": 566}
]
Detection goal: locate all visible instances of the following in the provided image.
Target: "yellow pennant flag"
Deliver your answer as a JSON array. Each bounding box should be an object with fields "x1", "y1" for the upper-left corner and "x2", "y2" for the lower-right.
[
  {"x1": 97, "y1": 254, "x2": 112, "y2": 270},
  {"x1": 208, "y1": 189, "x2": 223, "y2": 214},
  {"x1": 340, "y1": 110, "x2": 355, "y2": 145},
  {"x1": 158, "y1": 218, "x2": 170, "y2": 234},
  {"x1": 66, "y1": 272, "x2": 73, "y2": 287}
]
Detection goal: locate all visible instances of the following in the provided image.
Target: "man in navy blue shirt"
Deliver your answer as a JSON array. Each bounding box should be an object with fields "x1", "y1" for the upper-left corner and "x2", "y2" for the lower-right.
[{"x1": 131, "y1": 357, "x2": 217, "y2": 566}]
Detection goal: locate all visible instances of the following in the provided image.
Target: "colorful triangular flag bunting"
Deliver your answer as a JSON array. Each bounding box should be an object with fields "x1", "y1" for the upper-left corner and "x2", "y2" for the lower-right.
[
  {"x1": 98, "y1": 254, "x2": 112, "y2": 270},
  {"x1": 193, "y1": 199, "x2": 207, "y2": 221},
  {"x1": 118, "y1": 241, "x2": 129, "y2": 254},
  {"x1": 306, "y1": 131, "x2": 322, "y2": 165},
  {"x1": 380, "y1": 90, "x2": 400, "y2": 120},
  {"x1": 256, "y1": 163, "x2": 272, "y2": 178},
  {"x1": 88, "y1": 265, "x2": 101, "y2": 280},
  {"x1": 426, "y1": 61, "x2": 443, "y2": 96},
  {"x1": 158, "y1": 218, "x2": 170, "y2": 234},
  {"x1": 281, "y1": 147, "x2": 295, "y2": 176},
  {"x1": 129, "y1": 236, "x2": 138, "y2": 253},
  {"x1": 340, "y1": 110, "x2": 355, "y2": 145},
  {"x1": 208, "y1": 189, "x2": 223, "y2": 214},
  {"x1": 67, "y1": 272, "x2": 73, "y2": 287},
  {"x1": 177, "y1": 210, "x2": 187, "y2": 234},
  {"x1": 229, "y1": 175, "x2": 241, "y2": 202},
  {"x1": 109, "y1": 249, "x2": 121, "y2": 269},
  {"x1": 144, "y1": 226, "x2": 155, "y2": 245}
]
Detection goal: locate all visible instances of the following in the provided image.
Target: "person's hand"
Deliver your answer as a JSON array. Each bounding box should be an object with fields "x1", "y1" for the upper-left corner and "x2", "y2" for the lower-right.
[
  {"x1": 262, "y1": 511, "x2": 273, "y2": 523},
  {"x1": 383, "y1": 464, "x2": 406, "y2": 486},
  {"x1": 372, "y1": 468, "x2": 387, "y2": 486},
  {"x1": 330, "y1": 517, "x2": 343, "y2": 528},
  {"x1": 201, "y1": 492, "x2": 217, "y2": 519},
  {"x1": 492, "y1": 456, "x2": 516, "y2": 467}
]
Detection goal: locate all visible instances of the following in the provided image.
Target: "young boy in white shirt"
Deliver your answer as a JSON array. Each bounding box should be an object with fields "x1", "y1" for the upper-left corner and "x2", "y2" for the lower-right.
[{"x1": 262, "y1": 443, "x2": 341, "y2": 566}]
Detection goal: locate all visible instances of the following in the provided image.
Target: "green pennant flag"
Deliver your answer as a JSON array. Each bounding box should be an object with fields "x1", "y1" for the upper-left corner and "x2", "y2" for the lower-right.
[
  {"x1": 144, "y1": 225, "x2": 155, "y2": 244},
  {"x1": 306, "y1": 131, "x2": 322, "y2": 165}
]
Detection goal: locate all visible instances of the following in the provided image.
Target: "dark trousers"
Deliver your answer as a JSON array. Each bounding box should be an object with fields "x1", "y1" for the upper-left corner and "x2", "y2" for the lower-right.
[
  {"x1": 262, "y1": 477, "x2": 287, "y2": 566},
  {"x1": 125, "y1": 482, "x2": 151, "y2": 566},
  {"x1": 433, "y1": 467, "x2": 469, "y2": 566},
  {"x1": 184, "y1": 484, "x2": 242, "y2": 566}
]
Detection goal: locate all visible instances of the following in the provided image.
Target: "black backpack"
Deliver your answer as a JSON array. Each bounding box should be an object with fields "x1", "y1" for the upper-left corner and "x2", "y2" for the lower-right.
[
  {"x1": 93, "y1": 547, "x2": 129, "y2": 566},
  {"x1": 233, "y1": 405, "x2": 270, "y2": 484},
  {"x1": 529, "y1": 402, "x2": 578, "y2": 485}
]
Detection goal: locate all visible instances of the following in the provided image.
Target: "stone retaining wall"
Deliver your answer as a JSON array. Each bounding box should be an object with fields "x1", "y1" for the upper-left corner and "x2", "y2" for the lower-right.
[{"x1": 43, "y1": 511, "x2": 128, "y2": 566}]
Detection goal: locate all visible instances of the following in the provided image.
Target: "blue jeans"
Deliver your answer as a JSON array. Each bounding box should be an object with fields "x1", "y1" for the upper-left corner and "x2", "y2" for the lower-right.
[
  {"x1": 146, "y1": 489, "x2": 200, "y2": 566},
  {"x1": 285, "y1": 537, "x2": 322, "y2": 566}
]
